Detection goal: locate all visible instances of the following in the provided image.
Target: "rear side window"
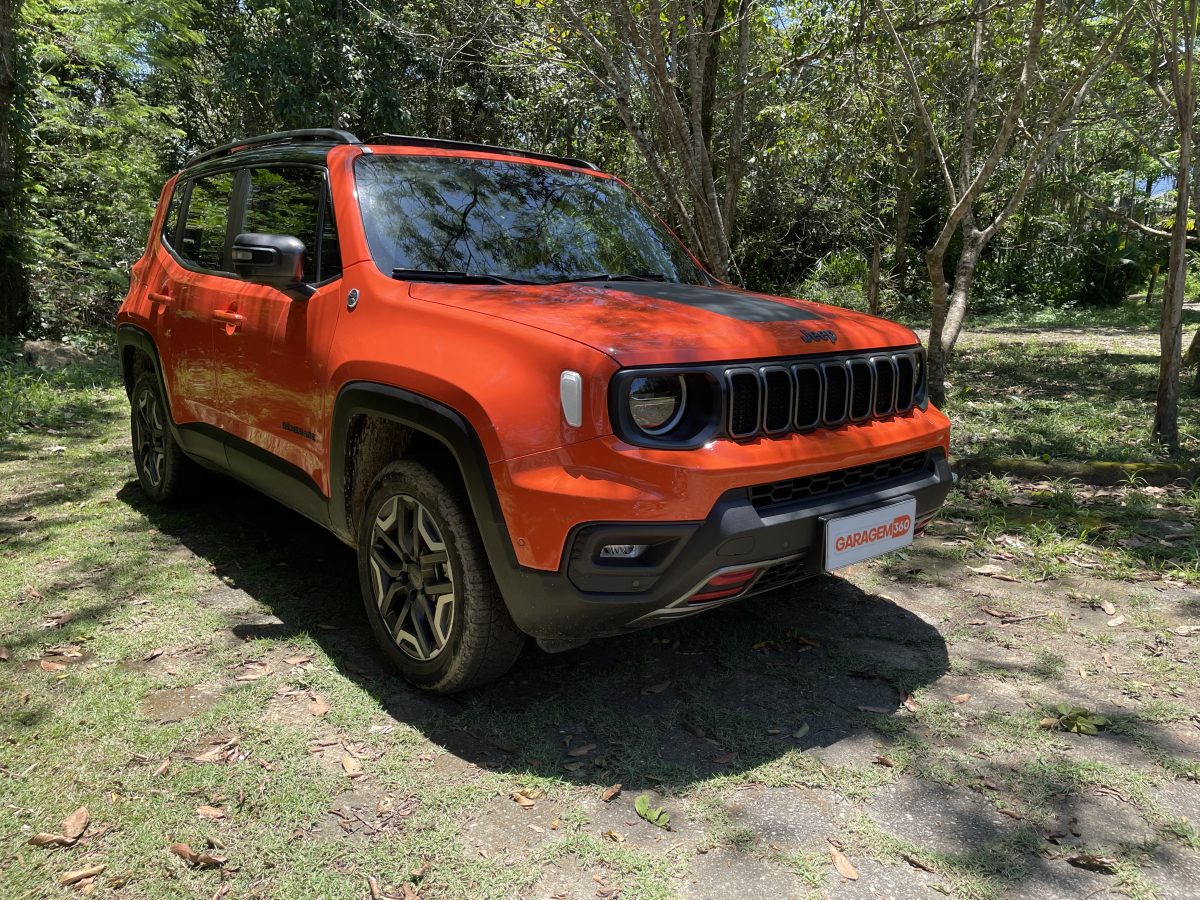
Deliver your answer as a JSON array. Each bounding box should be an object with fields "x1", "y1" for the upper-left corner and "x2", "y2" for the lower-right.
[
  {"x1": 180, "y1": 172, "x2": 234, "y2": 271},
  {"x1": 160, "y1": 184, "x2": 183, "y2": 250},
  {"x1": 243, "y1": 166, "x2": 340, "y2": 283}
]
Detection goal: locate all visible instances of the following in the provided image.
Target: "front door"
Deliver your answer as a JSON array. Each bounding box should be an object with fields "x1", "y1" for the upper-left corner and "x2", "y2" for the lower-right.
[{"x1": 216, "y1": 164, "x2": 343, "y2": 490}]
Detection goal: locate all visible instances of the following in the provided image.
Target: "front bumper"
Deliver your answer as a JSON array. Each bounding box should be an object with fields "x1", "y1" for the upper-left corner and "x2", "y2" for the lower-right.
[{"x1": 494, "y1": 448, "x2": 953, "y2": 640}]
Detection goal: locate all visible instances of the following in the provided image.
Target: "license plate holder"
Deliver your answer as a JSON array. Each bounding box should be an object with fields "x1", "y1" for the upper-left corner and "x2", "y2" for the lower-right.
[{"x1": 822, "y1": 497, "x2": 917, "y2": 572}]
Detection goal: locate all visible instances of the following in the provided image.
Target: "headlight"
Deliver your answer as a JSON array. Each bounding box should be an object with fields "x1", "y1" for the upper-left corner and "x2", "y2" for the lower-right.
[{"x1": 628, "y1": 375, "x2": 687, "y2": 434}]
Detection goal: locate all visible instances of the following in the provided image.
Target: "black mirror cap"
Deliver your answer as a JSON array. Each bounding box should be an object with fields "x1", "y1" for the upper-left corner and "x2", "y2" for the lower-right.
[{"x1": 232, "y1": 233, "x2": 306, "y2": 289}]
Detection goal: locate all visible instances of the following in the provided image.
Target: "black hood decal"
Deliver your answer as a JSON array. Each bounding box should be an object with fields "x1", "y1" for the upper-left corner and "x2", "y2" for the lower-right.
[{"x1": 603, "y1": 282, "x2": 824, "y2": 323}]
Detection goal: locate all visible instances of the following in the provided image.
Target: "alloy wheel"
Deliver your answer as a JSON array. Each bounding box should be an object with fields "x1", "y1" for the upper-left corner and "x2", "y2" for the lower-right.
[
  {"x1": 369, "y1": 494, "x2": 456, "y2": 661},
  {"x1": 134, "y1": 387, "x2": 167, "y2": 487}
]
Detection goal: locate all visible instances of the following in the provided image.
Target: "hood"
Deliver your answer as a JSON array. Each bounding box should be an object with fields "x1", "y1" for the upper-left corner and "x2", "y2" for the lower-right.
[{"x1": 408, "y1": 280, "x2": 919, "y2": 366}]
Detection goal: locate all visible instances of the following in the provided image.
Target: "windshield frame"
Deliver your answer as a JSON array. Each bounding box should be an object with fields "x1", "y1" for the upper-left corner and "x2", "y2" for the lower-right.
[{"x1": 351, "y1": 149, "x2": 714, "y2": 287}]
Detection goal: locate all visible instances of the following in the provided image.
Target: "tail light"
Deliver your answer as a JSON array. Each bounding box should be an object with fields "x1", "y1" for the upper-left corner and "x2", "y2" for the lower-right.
[{"x1": 688, "y1": 568, "x2": 758, "y2": 604}]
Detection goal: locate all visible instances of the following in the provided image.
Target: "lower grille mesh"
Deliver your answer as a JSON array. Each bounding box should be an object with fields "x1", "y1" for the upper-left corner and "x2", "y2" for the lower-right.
[{"x1": 748, "y1": 450, "x2": 933, "y2": 509}]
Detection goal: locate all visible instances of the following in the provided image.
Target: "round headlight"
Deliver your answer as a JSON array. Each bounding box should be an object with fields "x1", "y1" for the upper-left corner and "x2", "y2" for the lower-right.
[{"x1": 628, "y1": 375, "x2": 687, "y2": 434}]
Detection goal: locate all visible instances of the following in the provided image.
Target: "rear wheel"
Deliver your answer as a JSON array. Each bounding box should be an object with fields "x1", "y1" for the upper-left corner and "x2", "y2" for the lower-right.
[
  {"x1": 130, "y1": 371, "x2": 191, "y2": 502},
  {"x1": 358, "y1": 461, "x2": 525, "y2": 692}
]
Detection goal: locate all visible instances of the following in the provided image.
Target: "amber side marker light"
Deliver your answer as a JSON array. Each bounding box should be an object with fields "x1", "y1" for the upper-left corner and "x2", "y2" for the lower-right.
[{"x1": 688, "y1": 568, "x2": 759, "y2": 604}]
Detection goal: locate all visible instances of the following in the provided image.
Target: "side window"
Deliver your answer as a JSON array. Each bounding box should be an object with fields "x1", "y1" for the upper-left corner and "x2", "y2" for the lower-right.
[
  {"x1": 244, "y1": 166, "x2": 337, "y2": 283},
  {"x1": 180, "y1": 172, "x2": 234, "y2": 271},
  {"x1": 160, "y1": 184, "x2": 183, "y2": 250},
  {"x1": 320, "y1": 193, "x2": 342, "y2": 281}
]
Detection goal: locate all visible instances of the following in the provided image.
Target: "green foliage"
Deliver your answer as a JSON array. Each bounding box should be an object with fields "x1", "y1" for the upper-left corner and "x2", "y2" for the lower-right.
[
  {"x1": 1050, "y1": 704, "x2": 1111, "y2": 735},
  {"x1": 633, "y1": 793, "x2": 671, "y2": 829}
]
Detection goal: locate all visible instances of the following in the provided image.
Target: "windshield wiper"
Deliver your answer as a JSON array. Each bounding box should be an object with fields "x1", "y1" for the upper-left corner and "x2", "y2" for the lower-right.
[
  {"x1": 546, "y1": 272, "x2": 667, "y2": 284},
  {"x1": 392, "y1": 268, "x2": 532, "y2": 285}
]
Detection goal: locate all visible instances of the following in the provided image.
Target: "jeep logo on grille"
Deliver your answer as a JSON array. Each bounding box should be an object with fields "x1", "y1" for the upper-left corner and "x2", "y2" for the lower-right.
[{"x1": 800, "y1": 329, "x2": 837, "y2": 344}]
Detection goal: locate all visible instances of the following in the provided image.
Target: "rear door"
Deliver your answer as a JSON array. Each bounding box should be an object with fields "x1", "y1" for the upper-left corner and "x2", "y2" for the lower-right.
[
  {"x1": 217, "y1": 164, "x2": 343, "y2": 488},
  {"x1": 154, "y1": 170, "x2": 241, "y2": 430}
]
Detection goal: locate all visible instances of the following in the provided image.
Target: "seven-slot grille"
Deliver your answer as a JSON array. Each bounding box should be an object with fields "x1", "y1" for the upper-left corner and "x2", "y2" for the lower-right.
[{"x1": 726, "y1": 349, "x2": 924, "y2": 441}]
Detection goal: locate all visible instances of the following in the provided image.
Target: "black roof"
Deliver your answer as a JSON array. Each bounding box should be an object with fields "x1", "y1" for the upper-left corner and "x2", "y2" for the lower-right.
[{"x1": 183, "y1": 128, "x2": 597, "y2": 172}]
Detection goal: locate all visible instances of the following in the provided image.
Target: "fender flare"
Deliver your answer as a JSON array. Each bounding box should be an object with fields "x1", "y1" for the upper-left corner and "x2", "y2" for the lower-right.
[
  {"x1": 329, "y1": 382, "x2": 520, "y2": 572},
  {"x1": 116, "y1": 324, "x2": 180, "y2": 435}
]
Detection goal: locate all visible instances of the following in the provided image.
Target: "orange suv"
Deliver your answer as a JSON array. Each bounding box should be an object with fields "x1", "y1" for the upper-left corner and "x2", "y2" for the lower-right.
[{"x1": 117, "y1": 129, "x2": 952, "y2": 692}]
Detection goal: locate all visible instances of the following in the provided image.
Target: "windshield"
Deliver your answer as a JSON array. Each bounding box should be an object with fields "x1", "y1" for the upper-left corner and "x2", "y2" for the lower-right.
[{"x1": 354, "y1": 155, "x2": 708, "y2": 285}]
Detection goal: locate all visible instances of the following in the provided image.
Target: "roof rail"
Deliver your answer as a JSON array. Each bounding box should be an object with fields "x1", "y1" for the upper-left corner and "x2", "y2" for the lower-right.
[
  {"x1": 185, "y1": 128, "x2": 360, "y2": 167},
  {"x1": 363, "y1": 134, "x2": 598, "y2": 171}
]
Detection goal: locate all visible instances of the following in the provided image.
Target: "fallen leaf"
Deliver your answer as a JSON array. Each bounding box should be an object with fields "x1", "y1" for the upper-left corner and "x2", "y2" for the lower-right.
[
  {"x1": 874, "y1": 755, "x2": 895, "y2": 767},
  {"x1": 904, "y1": 853, "x2": 935, "y2": 872},
  {"x1": 567, "y1": 743, "x2": 596, "y2": 757},
  {"x1": 998, "y1": 808, "x2": 1023, "y2": 819},
  {"x1": 143, "y1": 648, "x2": 164, "y2": 662},
  {"x1": 197, "y1": 805, "x2": 225, "y2": 820},
  {"x1": 1100, "y1": 600, "x2": 1116, "y2": 616},
  {"x1": 601, "y1": 784, "x2": 622, "y2": 803},
  {"x1": 1172, "y1": 625, "x2": 1200, "y2": 636},
  {"x1": 28, "y1": 832, "x2": 73, "y2": 847},
  {"x1": 793, "y1": 722, "x2": 811, "y2": 739},
  {"x1": 1066, "y1": 853, "x2": 1117, "y2": 873},
  {"x1": 62, "y1": 806, "x2": 89, "y2": 840},
  {"x1": 59, "y1": 864, "x2": 104, "y2": 886},
  {"x1": 154, "y1": 757, "x2": 170, "y2": 777},
  {"x1": 602, "y1": 829, "x2": 625, "y2": 842},
  {"x1": 234, "y1": 663, "x2": 272, "y2": 681},
  {"x1": 969, "y1": 564, "x2": 1006, "y2": 576},
  {"x1": 0, "y1": 646, "x2": 9, "y2": 661},
  {"x1": 711, "y1": 751, "x2": 737, "y2": 765},
  {"x1": 641, "y1": 680, "x2": 672, "y2": 695},
  {"x1": 40, "y1": 659, "x2": 66, "y2": 672},
  {"x1": 903, "y1": 696, "x2": 919, "y2": 713},
  {"x1": 830, "y1": 845, "x2": 859, "y2": 881},
  {"x1": 340, "y1": 754, "x2": 363, "y2": 778},
  {"x1": 951, "y1": 693, "x2": 972, "y2": 704},
  {"x1": 511, "y1": 791, "x2": 536, "y2": 809},
  {"x1": 1039, "y1": 717, "x2": 1060, "y2": 730},
  {"x1": 284, "y1": 654, "x2": 314, "y2": 666},
  {"x1": 194, "y1": 850, "x2": 226, "y2": 868},
  {"x1": 307, "y1": 695, "x2": 330, "y2": 717},
  {"x1": 368, "y1": 875, "x2": 383, "y2": 900},
  {"x1": 1107, "y1": 615, "x2": 1125, "y2": 628}
]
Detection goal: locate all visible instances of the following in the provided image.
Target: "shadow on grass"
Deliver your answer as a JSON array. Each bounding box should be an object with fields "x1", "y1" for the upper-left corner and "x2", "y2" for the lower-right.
[{"x1": 116, "y1": 475, "x2": 950, "y2": 794}]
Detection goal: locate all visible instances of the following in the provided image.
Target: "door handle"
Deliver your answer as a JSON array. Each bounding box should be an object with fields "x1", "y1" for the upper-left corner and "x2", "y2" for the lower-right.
[
  {"x1": 148, "y1": 291, "x2": 173, "y2": 306},
  {"x1": 212, "y1": 310, "x2": 245, "y2": 324}
]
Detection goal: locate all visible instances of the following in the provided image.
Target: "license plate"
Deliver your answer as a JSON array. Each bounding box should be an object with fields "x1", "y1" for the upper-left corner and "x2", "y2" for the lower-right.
[{"x1": 823, "y1": 497, "x2": 917, "y2": 571}]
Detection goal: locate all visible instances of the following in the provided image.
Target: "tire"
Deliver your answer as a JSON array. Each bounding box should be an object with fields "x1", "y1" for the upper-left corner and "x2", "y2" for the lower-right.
[
  {"x1": 130, "y1": 371, "x2": 191, "y2": 503},
  {"x1": 357, "y1": 460, "x2": 525, "y2": 692}
]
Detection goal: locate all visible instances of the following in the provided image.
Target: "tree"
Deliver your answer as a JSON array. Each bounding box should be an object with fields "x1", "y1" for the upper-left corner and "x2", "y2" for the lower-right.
[
  {"x1": 877, "y1": 0, "x2": 1136, "y2": 404},
  {"x1": 1145, "y1": 0, "x2": 1199, "y2": 448},
  {"x1": 0, "y1": 0, "x2": 28, "y2": 337},
  {"x1": 520, "y1": 0, "x2": 828, "y2": 279}
]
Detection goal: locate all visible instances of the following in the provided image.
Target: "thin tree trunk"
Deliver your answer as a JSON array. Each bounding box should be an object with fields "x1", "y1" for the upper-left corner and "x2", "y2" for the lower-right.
[
  {"x1": 867, "y1": 238, "x2": 882, "y2": 315},
  {"x1": 891, "y1": 132, "x2": 922, "y2": 295},
  {"x1": 0, "y1": 0, "x2": 28, "y2": 337},
  {"x1": 1147, "y1": 266, "x2": 1160, "y2": 304},
  {"x1": 1154, "y1": 0, "x2": 1198, "y2": 448}
]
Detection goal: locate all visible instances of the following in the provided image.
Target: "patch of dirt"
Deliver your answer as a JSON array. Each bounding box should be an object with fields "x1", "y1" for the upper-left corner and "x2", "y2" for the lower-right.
[
  {"x1": 310, "y1": 789, "x2": 419, "y2": 841},
  {"x1": 140, "y1": 682, "x2": 225, "y2": 724},
  {"x1": 458, "y1": 793, "x2": 569, "y2": 861},
  {"x1": 679, "y1": 847, "x2": 808, "y2": 899},
  {"x1": 724, "y1": 785, "x2": 851, "y2": 851},
  {"x1": 526, "y1": 858, "x2": 621, "y2": 900},
  {"x1": 574, "y1": 791, "x2": 699, "y2": 853}
]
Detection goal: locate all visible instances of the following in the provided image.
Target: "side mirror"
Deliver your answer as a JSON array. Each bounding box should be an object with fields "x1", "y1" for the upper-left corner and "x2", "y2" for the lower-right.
[{"x1": 231, "y1": 233, "x2": 306, "y2": 290}]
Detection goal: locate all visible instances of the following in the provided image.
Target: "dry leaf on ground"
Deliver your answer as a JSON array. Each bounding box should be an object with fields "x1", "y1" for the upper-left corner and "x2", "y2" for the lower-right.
[
  {"x1": 601, "y1": 784, "x2": 622, "y2": 802},
  {"x1": 307, "y1": 694, "x2": 330, "y2": 716},
  {"x1": 62, "y1": 806, "x2": 89, "y2": 840},
  {"x1": 641, "y1": 680, "x2": 672, "y2": 695},
  {"x1": 197, "y1": 805, "x2": 225, "y2": 820},
  {"x1": 59, "y1": 864, "x2": 104, "y2": 886},
  {"x1": 951, "y1": 693, "x2": 972, "y2": 704},
  {"x1": 829, "y1": 845, "x2": 859, "y2": 881},
  {"x1": 1107, "y1": 615, "x2": 1125, "y2": 628},
  {"x1": 143, "y1": 648, "x2": 164, "y2": 662},
  {"x1": 340, "y1": 754, "x2": 364, "y2": 778},
  {"x1": 566, "y1": 743, "x2": 596, "y2": 757}
]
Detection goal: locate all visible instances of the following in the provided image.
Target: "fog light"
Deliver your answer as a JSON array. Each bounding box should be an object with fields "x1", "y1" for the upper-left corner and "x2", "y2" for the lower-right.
[{"x1": 599, "y1": 544, "x2": 649, "y2": 560}]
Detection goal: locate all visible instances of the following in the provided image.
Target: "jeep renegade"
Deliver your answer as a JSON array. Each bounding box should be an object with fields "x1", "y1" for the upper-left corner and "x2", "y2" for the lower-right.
[{"x1": 117, "y1": 129, "x2": 952, "y2": 692}]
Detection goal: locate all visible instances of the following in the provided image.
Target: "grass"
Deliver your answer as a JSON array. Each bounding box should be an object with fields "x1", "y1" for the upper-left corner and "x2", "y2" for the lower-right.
[{"x1": 2, "y1": 330, "x2": 1199, "y2": 898}]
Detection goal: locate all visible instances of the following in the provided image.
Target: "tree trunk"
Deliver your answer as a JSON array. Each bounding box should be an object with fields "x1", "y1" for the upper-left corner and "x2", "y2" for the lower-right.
[
  {"x1": 1154, "y1": 0, "x2": 1198, "y2": 448},
  {"x1": 0, "y1": 0, "x2": 28, "y2": 337},
  {"x1": 866, "y1": 238, "x2": 882, "y2": 315},
  {"x1": 890, "y1": 132, "x2": 922, "y2": 295},
  {"x1": 1146, "y1": 265, "x2": 1160, "y2": 304}
]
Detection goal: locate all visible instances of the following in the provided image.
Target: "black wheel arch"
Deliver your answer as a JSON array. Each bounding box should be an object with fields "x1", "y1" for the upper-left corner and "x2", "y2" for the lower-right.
[{"x1": 329, "y1": 383, "x2": 522, "y2": 575}]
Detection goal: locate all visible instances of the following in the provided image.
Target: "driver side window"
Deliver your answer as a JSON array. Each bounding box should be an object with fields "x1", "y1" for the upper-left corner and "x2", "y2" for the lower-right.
[{"x1": 242, "y1": 166, "x2": 341, "y2": 283}]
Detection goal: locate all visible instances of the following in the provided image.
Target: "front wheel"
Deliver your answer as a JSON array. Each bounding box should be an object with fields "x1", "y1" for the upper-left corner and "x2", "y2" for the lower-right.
[{"x1": 357, "y1": 461, "x2": 525, "y2": 692}]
